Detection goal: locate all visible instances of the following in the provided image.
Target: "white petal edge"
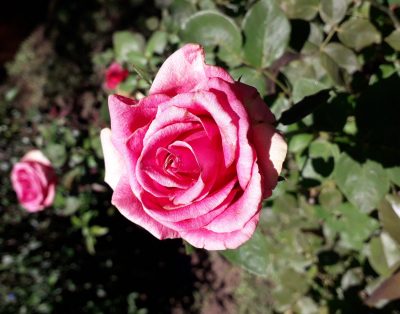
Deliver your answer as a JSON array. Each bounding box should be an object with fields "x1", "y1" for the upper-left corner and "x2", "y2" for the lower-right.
[{"x1": 100, "y1": 128, "x2": 125, "y2": 190}]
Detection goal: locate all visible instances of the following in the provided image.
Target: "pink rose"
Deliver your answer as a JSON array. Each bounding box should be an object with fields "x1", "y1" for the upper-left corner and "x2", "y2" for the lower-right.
[
  {"x1": 100, "y1": 44, "x2": 287, "y2": 250},
  {"x1": 105, "y1": 62, "x2": 129, "y2": 89},
  {"x1": 11, "y1": 150, "x2": 56, "y2": 212}
]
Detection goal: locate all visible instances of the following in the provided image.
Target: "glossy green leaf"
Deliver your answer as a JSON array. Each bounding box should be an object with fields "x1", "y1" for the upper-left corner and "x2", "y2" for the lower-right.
[
  {"x1": 368, "y1": 232, "x2": 400, "y2": 277},
  {"x1": 113, "y1": 31, "x2": 145, "y2": 62},
  {"x1": 385, "y1": 29, "x2": 400, "y2": 51},
  {"x1": 320, "y1": 52, "x2": 344, "y2": 86},
  {"x1": 378, "y1": 195, "x2": 400, "y2": 245},
  {"x1": 316, "y1": 203, "x2": 379, "y2": 250},
  {"x1": 322, "y1": 42, "x2": 360, "y2": 74},
  {"x1": 243, "y1": 0, "x2": 290, "y2": 68},
  {"x1": 338, "y1": 19, "x2": 381, "y2": 51},
  {"x1": 230, "y1": 67, "x2": 267, "y2": 96},
  {"x1": 335, "y1": 154, "x2": 390, "y2": 212},
  {"x1": 387, "y1": 166, "x2": 400, "y2": 186},
  {"x1": 221, "y1": 229, "x2": 270, "y2": 277},
  {"x1": 319, "y1": 0, "x2": 348, "y2": 25},
  {"x1": 280, "y1": 0, "x2": 320, "y2": 21},
  {"x1": 145, "y1": 31, "x2": 168, "y2": 57},
  {"x1": 319, "y1": 184, "x2": 343, "y2": 210},
  {"x1": 309, "y1": 139, "x2": 340, "y2": 161},
  {"x1": 181, "y1": 10, "x2": 242, "y2": 64},
  {"x1": 292, "y1": 78, "x2": 329, "y2": 103},
  {"x1": 288, "y1": 134, "x2": 313, "y2": 154}
]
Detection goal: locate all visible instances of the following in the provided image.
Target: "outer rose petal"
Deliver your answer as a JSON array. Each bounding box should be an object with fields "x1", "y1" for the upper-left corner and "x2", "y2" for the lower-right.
[
  {"x1": 253, "y1": 123, "x2": 287, "y2": 195},
  {"x1": 112, "y1": 175, "x2": 180, "y2": 239},
  {"x1": 180, "y1": 212, "x2": 260, "y2": 250},
  {"x1": 100, "y1": 128, "x2": 124, "y2": 190},
  {"x1": 149, "y1": 44, "x2": 233, "y2": 97},
  {"x1": 22, "y1": 150, "x2": 51, "y2": 166}
]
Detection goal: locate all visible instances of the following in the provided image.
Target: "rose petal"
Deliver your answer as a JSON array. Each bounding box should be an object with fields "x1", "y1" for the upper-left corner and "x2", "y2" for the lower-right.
[
  {"x1": 112, "y1": 175, "x2": 180, "y2": 239},
  {"x1": 180, "y1": 212, "x2": 260, "y2": 250},
  {"x1": 150, "y1": 44, "x2": 233, "y2": 97},
  {"x1": 252, "y1": 123, "x2": 287, "y2": 195},
  {"x1": 159, "y1": 91, "x2": 238, "y2": 167},
  {"x1": 141, "y1": 177, "x2": 237, "y2": 222},
  {"x1": 108, "y1": 94, "x2": 169, "y2": 152},
  {"x1": 22, "y1": 150, "x2": 51, "y2": 166},
  {"x1": 205, "y1": 161, "x2": 262, "y2": 233},
  {"x1": 100, "y1": 128, "x2": 125, "y2": 190},
  {"x1": 234, "y1": 82, "x2": 275, "y2": 124}
]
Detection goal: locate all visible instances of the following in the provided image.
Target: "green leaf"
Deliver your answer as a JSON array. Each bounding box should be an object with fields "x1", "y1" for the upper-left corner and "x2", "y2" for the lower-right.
[
  {"x1": 242, "y1": 0, "x2": 290, "y2": 68},
  {"x1": 221, "y1": 229, "x2": 270, "y2": 277},
  {"x1": 288, "y1": 133, "x2": 313, "y2": 154},
  {"x1": 113, "y1": 31, "x2": 145, "y2": 62},
  {"x1": 338, "y1": 19, "x2": 381, "y2": 51},
  {"x1": 385, "y1": 29, "x2": 400, "y2": 51},
  {"x1": 45, "y1": 143, "x2": 67, "y2": 168},
  {"x1": 90, "y1": 225, "x2": 109, "y2": 237},
  {"x1": 368, "y1": 232, "x2": 400, "y2": 277},
  {"x1": 126, "y1": 51, "x2": 147, "y2": 68},
  {"x1": 292, "y1": 78, "x2": 329, "y2": 103},
  {"x1": 319, "y1": 0, "x2": 348, "y2": 25},
  {"x1": 145, "y1": 31, "x2": 168, "y2": 57},
  {"x1": 320, "y1": 52, "x2": 344, "y2": 86},
  {"x1": 230, "y1": 67, "x2": 267, "y2": 96},
  {"x1": 131, "y1": 65, "x2": 152, "y2": 85},
  {"x1": 378, "y1": 195, "x2": 400, "y2": 245},
  {"x1": 309, "y1": 139, "x2": 340, "y2": 161},
  {"x1": 322, "y1": 42, "x2": 360, "y2": 74},
  {"x1": 387, "y1": 166, "x2": 400, "y2": 186},
  {"x1": 319, "y1": 184, "x2": 343, "y2": 210},
  {"x1": 118, "y1": 75, "x2": 138, "y2": 94},
  {"x1": 335, "y1": 154, "x2": 390, "y2": 212},
  {"x1": 317, "y1": 203, "x2": 379, "y2": 250},
  {"x1": 181, "y1": 10, "x2": 242, "y2": 64},
  {"x1": 280, "y1": 0, "x2": 320, "y2": 21}
]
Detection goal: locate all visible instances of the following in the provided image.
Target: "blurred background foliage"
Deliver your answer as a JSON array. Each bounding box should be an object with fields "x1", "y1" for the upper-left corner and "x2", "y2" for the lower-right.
[{"x1": 1, "y1": 0, "x2": 400, "y2": 313}]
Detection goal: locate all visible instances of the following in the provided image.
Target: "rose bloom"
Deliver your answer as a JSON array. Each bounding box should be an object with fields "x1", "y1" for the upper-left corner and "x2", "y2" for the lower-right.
[
  {"x1": 11, "y1": 150, "x2": 56, "y2": 212},
  {"x1": 101, "y1": 44, "x2": 287, "y2": 250},
  {"x1": 105, "y1": 62, "x2": 129, "y2": 89}
]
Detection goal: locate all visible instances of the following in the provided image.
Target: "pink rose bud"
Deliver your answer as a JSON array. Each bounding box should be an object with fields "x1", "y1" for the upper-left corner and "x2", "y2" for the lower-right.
[
  {"x1": 105, "y1": 62, "x2": 129, "y2": 89},
  {"x1": 11, "y1": 150, "x2": 56, "y2": 212},
  {"x1": 100, "y1": 44, "x2": 287, "y2": 250}
]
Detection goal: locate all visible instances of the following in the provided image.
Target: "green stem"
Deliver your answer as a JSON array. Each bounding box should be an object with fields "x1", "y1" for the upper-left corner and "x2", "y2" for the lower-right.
[
  {"x1": 320, "y1": 26, "x2": 338, "y2": 50},
  {"x1": 262, "y1": 69, "x2": 291, "y2": 97}
]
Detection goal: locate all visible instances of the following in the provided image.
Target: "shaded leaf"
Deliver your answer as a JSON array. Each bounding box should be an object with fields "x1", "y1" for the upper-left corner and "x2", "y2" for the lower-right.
[
  {"x1": 279, "y1": 90, "x2": 330, "y2": 125},
  {"x1": 385, "y1": 29, "x2": 400, "y2": 51},
  {"x1": 338, "y1": 19, "x2": 381, "y2": 51},
  {"x1": 319, "y1": 0, "x2": 348, "y2": 25},
  {"x1": 280, "y1": 0, "x2": 320, "y2": 21},
  {"x1": 322, "y1": 42, "x2": 360, "y2": 74},
  {"x1": 292, "y1": 78, "x2": 329, "y2": 103}
]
